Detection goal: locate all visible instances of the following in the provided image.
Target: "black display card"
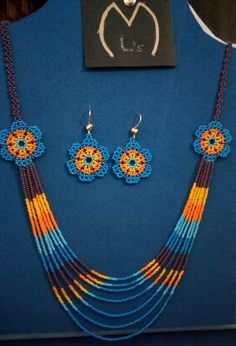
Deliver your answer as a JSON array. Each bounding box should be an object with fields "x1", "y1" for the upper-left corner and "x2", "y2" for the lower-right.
[
  {"x1": 81, "y1": 0, "x2": 176, "y2": 68},
  {"x1": 189, "y1": 0, "x2": 236, "y2": 43}
]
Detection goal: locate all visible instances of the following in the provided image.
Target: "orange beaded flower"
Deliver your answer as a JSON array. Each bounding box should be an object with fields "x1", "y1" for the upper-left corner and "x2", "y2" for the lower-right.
[
  {"x1": 194, "y1": 121, "x2": 232, "y2": 161},
  {"x1": 0, "y1": 120, "x2": 45, "y2": 167},
  {"x1": 112, "y1": 138, "x2": 152, "y2": 184},
  {"x1": 67, "y1": 134, "x2": 109, "y2": 182},
  {"x1": 119, "y1": 149, "x2": 146, "y2": 177},
  {"x1": 75, "y1": 146, "x2": 103, "y2": 175}
]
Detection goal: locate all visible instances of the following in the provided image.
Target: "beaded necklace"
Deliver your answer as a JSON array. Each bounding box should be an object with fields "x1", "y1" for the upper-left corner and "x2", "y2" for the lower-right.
[{"x1": 0, "y1": 22, "x2": 234, "y2": 342}]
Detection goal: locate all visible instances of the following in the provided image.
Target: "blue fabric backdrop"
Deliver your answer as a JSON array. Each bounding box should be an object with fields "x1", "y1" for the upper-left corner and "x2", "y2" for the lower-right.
[{"x1": 0, "y1": 0, "x2": 235, "y2": 337}]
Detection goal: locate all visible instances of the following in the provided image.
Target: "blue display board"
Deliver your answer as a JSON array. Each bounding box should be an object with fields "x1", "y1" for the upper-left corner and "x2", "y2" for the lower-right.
[{"x1": 0, "y1": 0, "x2": 235, "y2": 338}]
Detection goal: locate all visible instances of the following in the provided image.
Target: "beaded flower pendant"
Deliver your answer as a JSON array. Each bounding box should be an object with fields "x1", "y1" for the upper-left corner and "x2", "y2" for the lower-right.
[
  {"x1": 66, "y1": 134, "x2": 110, "y2": 183},
  {"x1": 193, "y1": 121, "x2": 232, "y2": 161},
  {"x1": 112, "y1": 137, "x2": 152, "y2": 184},
  {"x1": 0, "y1": 120, "x2": 45, "y2": 167}
]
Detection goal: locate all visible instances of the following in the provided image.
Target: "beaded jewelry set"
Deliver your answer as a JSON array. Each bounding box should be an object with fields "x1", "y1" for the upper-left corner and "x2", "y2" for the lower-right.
[
  {"x1": 66, "y1": 110, "x2": 152, "y2": 184},
  {"x1": 0, "y1": 20, "x2": 234, "y2": 342}
]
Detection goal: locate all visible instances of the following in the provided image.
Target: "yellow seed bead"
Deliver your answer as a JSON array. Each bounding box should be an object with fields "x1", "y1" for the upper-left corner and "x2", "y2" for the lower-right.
[
  {"x1": 131, "y1": 128, "x2": 138, "y2": 137},
  {"x1": 86, "y1": 123, "x2": 93, "y2": 132}
]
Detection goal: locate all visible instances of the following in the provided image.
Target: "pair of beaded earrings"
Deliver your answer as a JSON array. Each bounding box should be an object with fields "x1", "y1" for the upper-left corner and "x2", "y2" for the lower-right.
[{"x1": 66, "y1": 109, "x2": 152, "y2": 184}]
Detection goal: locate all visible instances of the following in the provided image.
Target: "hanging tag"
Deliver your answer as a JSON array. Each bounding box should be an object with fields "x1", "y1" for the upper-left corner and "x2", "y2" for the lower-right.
[{"x1": 81, "y1": 0, "x2": 176, "y2": 68}]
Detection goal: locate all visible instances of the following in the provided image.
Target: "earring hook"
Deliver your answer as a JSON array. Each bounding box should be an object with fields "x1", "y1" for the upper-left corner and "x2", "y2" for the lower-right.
[
  {"x1": 86, "y1": 106, "x2": 93, "y2": 134},
  {"x1": 131, "y1": 113, "x2": 142, "y2": 137}
]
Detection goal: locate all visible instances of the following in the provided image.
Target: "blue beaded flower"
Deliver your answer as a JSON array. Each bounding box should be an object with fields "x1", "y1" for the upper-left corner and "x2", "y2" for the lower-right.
[
  {"x1": 66, "y1": 134, "x2": 110, "y2": 182},
  {"x1": 193, "y1": 121, "x2": 232, "y2": 161},
  {"x1": 0, "y1": 120, "x2": 45, "y2": 167},
  {"x1": 112, "y1": 137, "x2": 152, "y2": 184}
]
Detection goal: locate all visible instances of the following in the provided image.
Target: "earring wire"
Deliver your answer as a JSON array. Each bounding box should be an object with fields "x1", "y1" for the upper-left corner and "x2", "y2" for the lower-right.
[
  {"x1": 131, "y1": 113, "x2": 142, "y2": 137},
  {"x1": 86, "y1": 106, "x2": 94, "y2": 134}
]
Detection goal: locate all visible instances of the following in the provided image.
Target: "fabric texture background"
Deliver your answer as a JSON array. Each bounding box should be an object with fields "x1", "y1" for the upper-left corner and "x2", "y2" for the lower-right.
[{"x1": 0, "y1": 0, "x2": 235, "y2": 337}]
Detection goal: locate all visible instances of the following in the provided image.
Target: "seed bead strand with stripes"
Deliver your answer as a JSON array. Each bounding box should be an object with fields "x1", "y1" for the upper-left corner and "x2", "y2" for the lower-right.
[{"x1": 0, "y1": 22, "x2": 233, "y2": 341}]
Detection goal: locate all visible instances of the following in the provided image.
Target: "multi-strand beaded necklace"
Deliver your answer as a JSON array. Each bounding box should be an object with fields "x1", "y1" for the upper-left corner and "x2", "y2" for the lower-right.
[{"x1": 0, "y1": 22, "x2": 234, "y2": 341}]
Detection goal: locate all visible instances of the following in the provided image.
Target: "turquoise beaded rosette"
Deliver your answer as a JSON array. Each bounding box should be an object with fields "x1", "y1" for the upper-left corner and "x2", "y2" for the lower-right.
[
  {"x1": 66, "y1": 134, "x2": 110, "y2": 182},
  {"x1": 0, "y1": 120, "x2": 45, "y2": 167},
  {"x1": 193, "y1": 120, "x2": 232, "y2": 161},
  {"x1": 112, "y1": 137, "x2": 152, "y2": 184}
]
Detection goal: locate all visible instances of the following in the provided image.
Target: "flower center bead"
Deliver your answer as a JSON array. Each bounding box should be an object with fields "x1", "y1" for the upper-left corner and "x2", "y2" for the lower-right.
[
  {"x1": 84, "y1": 155, "x2": 94, "y2": 165},
  {"x1": 208, "y1": 137, "x2": 216, "y2": 145},
  {"x1": 17, "y1": 138, "x2": 27, "y2": 148},
  {"x1": 6, "y1": 129, "x2": 37, "y2": 158},
  {"x1": 75, "y1": 146, "x2": 102, "y2": 174},
  {"x1": 119, "y1": 149, "x2": 146, "y2": 176},
  {"x1": 128, "y1": 158, "x2": 137, "y2": 167}
]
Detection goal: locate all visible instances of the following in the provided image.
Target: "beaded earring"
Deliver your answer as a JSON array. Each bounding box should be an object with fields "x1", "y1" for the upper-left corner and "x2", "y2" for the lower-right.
[
  {"x1": 112, "y1": 113, "x2": 152, "y2": 184},
  {"x1": 66, "y1": 109, "x2": 110, "y2": 182}
]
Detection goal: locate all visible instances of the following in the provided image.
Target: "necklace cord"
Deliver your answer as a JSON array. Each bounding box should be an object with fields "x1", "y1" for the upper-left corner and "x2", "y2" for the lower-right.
[
  {"x1": 0, "y1": 22, "x2": 233, "y2": 123},
  {"x1": 0, "y1": 22, "x2": 22, "y2": 121},
  {"x1": 214, "y1": 43, "x2": 232, "y2": 120}
]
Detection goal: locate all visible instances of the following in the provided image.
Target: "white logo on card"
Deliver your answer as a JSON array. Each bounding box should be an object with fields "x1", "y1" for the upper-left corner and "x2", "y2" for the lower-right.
[{"x1": 98, "y1": 2, "x2": 159, "y2": 58}]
